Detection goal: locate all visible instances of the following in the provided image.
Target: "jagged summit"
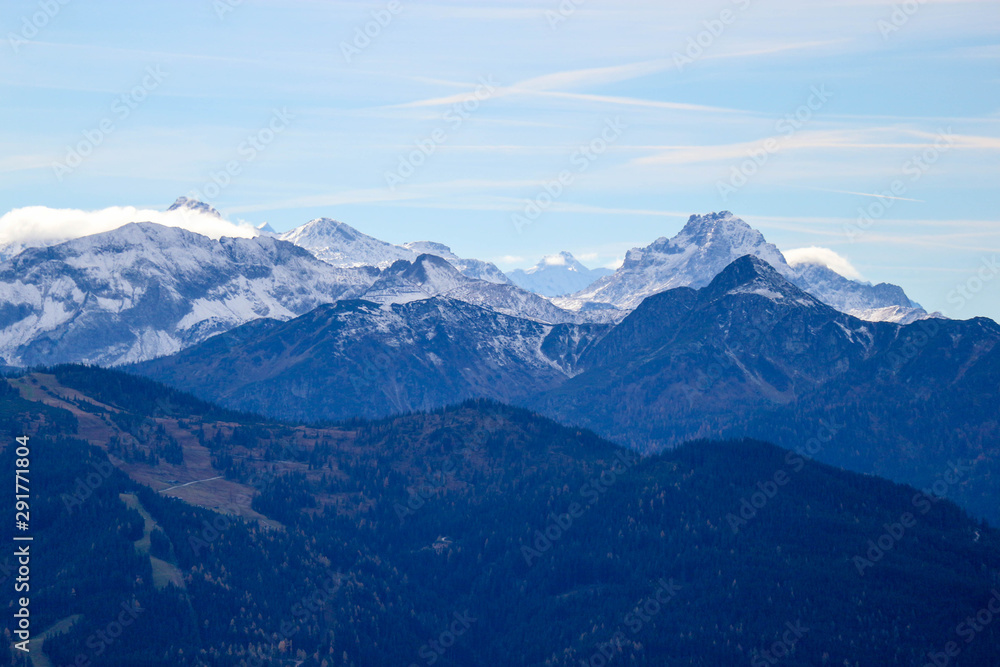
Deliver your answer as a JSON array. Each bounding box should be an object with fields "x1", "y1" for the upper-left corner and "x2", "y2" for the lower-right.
[
  {"x1": 360, "y1": 254, "x2": 578, "y2": 324},
  {"x1": 507, "y1": 251, "x2": 612, "y2": 297},
  {"x1": 554, "y1": 211, "x2": 926, "y2": 323},
  {"x1": 167, "y1": 196, "x2": 222, "y2": 219},
  {"x1": 404, "y1": 241, "x2": 511, "y2": 285},
  {"x1": 702, "y1": 254, "x2": 822, "y2": 307}
]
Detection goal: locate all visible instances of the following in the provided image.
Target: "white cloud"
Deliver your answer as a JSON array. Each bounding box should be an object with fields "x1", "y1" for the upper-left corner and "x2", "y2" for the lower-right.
[
  {"x1": 543, "y1": 254, "x2": 568, "y2": 266},
  {"x1": 784, "y1": 246, "x2": 863, "y2": 280},
  {"x1": 0, "y1": 205, "x2": 258, "y2": 246}
]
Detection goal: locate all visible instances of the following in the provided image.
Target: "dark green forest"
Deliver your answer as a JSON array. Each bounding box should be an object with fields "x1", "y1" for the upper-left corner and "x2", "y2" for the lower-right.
[{"x1": 1, "y1": 365, "x2": 998, "y2": 666}]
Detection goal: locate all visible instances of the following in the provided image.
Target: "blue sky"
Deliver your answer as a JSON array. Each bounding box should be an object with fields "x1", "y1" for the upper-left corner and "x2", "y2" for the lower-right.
[{"x1": 1, "y1": 0, "x2": 998, "y2": 319}]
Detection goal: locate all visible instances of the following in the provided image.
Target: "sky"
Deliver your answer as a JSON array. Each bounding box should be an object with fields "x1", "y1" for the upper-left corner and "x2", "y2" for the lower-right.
[{"x1": 1, "y1": 0, "x2": 998, "y2": 319}]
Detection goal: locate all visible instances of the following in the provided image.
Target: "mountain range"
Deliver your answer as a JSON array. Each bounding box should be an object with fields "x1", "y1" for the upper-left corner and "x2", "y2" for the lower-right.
[
  {"x1": 360, "y1": 253, "x2": 579, "y2": 324},
  {"x1": 132, "y1": 253, "x2": 1000, "y2": 524},
  {"x1": 554, "y1": 211, "x2": 931, "y2": 324},
  {"x1": 0, "y1": 203, "x2": 933, "y2": 369},
  {"x1": 133, "y1": 295, "x2": 604, "y2": 422},
  {"x1": 2, "y1": 198, "x2": 998, "y2": 665},
  {"x1": 4, "y1": 366, "x2": 999, "y2": 666},
  {"x1": 0, "y1": 223, "x2": 378, "y2": 366}
]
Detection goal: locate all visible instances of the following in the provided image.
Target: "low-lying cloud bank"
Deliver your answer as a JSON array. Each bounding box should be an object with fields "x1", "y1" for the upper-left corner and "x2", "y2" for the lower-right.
[
  {"x1": 0, "y1": 204, "x2": 259, "y2": 249},
  {"x1": 784, "y1": 246, "x2": 863, "y2": 280}
]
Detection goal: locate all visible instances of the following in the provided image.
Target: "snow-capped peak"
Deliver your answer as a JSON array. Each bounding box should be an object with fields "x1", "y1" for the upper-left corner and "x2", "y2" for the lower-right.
[
  {"x1": 507, "y1": 252, "x2": 612, "y2": 297},
  {"x1": 404, "y1": 241, "x2": 457, "y2": 259},
  {"x1": 166, "y1": 196, "x2": 223, "y2": 219},
  {"x1": 404, "y1": 241, "x2": 512, "y2": 285},
  {"x1": 552, "y1": 211, "x2": 927, "y2": 324},
  {"x1": 0, "y1": 221, "x2": 379, "y2": 367},
  {"x1": 555, "y1": 212, "x2": 790, "y2": 312},
  {"x1": 279, "y1": 218, "x2": 414, "y2": 269}
]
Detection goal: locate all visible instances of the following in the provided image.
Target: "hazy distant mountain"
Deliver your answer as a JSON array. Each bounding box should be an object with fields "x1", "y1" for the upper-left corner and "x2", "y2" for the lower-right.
[
  {"x1": 134, "y1": 296, "x2": 607, "y2": 421},
  {"x1": 792, "y1": 261, "x2": 932, "y2": 324},
  {"x1": 278, "y1": 218, "x2": 513, "y2": 287},
  {"x1": 0, "y1": 222, "x2": 377, "y2": 366},
  {"x1": 403, "y1": 241, "x2": 511, "y2": 284},
  {"x1": 278, "y1": 218, "x2": 414, "y2": 268},
  {"x1": 362, "y1": 254, "x2": 580, "y2": 323},
  {"x1": 167, "y1": 195, "x2": 222, "y2": 218},
  {"x1": 554, "y1": 211, "x2": 929, "y2": 323},
  {"x1": 507, "y1": 251, "x2": 613, "y2": 297}
]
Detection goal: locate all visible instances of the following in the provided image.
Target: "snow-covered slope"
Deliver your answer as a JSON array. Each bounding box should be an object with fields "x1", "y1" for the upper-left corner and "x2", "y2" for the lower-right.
[
  {"x1": 135, "y1": 296, "x2": 609, "y2": 422},
  {"x1": 790, "y1": 262, "x2": 931, "y2": 324},
  {"x1": 279, "y1": 218, "x2": 414, "y2": 269},
  {"x1": 403, "y1": 241, "x2": 511, "y2": 284},
  {"x1": 507, "y1": 252, "x2": 613, "y2": 297},
  {"x1": 279, "y1": 219, "x2": 511, "y2": 286},
  {"x1": 0, "y1": 222, "x2": 378, "y2": 366},
  {"x1": 554, "y1": 211, "x2": 928, "y2": 323},
  {"x1": 0, "y1": 196, "x2": 253, "y2": 261},
  {"x1": 361, "y1": 254, "x2": 580, "y2": 324},
  {"x1": 555, "y1": 212, "x2": 791, "y2": 311}
]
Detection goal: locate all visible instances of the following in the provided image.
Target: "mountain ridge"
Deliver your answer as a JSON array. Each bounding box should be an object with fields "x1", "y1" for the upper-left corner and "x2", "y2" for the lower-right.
[
  {"x1": 506, "y1": 251, "x2": 613, "y2": 297},
  {"x1": 554, "y1": 211, "x2": 930, "y2": 324}
]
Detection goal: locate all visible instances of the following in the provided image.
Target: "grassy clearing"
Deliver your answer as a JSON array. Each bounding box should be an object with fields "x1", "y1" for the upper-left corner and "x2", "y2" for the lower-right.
[{"x1": 119, "y1": 493, "x2": 185, "y2": 591}]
